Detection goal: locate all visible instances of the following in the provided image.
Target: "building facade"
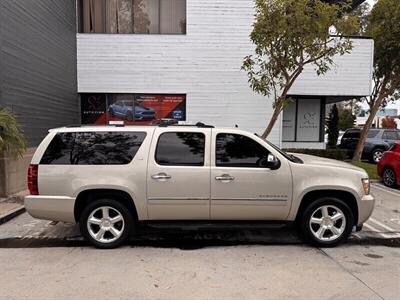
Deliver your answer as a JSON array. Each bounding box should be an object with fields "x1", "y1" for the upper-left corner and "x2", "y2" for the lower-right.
[
  {"x1": 0, "y1": 0, "x2": 78, "y2": 196},
  {"x1": 0, "y1": 0, "x2": 78, "y2": 146},
  {"x1": 76, "y1": 0, "x2": 373, "y2": 149}
]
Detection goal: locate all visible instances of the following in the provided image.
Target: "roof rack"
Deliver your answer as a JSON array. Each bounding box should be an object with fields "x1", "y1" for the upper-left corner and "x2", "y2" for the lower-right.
[
  {"x1": 155, "y1": 119, "x2": 214, "y2": 128},
  {"x1": 64, "y1": 123, "x2": 125, "y2": 128}
]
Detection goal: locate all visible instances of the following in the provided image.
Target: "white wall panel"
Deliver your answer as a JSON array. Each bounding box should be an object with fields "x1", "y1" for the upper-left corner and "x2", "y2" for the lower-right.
[{"x1": 77, "y1": 0, "x2": 373, "y2": 146}]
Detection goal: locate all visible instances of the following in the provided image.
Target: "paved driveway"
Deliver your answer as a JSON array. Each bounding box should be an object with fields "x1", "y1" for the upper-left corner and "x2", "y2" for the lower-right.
[{"x1": 0, "y1": 183, "x2": 399, "y2": 299}]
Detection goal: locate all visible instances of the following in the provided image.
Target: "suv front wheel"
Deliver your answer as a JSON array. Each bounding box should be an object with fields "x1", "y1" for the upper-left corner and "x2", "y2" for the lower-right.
[
  {"x1": 79, "y1": 199, "x2": 133, "y2": 249},
  {"x1": 300, "y1": 197, "x2": 354, "y2": 247}
]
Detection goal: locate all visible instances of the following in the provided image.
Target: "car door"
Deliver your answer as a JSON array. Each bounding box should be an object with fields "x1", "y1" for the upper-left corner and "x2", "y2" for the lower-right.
[
  {"x1": 341, "y1": 129, "x2": 360, "y2": 150},
  {"x1": 147, "y1": 127, "x2": 211, "y2": 220},
  {"x1": 210, "y1": 129, "x2": 293, "y2": 220}
]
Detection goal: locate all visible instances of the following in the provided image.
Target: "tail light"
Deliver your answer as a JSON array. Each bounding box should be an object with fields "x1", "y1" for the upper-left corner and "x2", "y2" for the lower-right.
[{"x1": 27, "y1": 164, "x2": 39, "y2": 195}]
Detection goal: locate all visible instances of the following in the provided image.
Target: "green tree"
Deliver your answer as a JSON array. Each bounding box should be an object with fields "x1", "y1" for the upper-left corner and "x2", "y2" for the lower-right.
[
  {"x1": 242, "y1": 0, "x2": 358, "y2": 138},
  {"x1": 326, "y1": 104, "x2": 339, "y2": 147},
  {"x1": 0, "y1": 108, "x2": 27, "y2": 158},
  {"x1": 352, "y1": 0, "x2": 400, "y2": 161},
  {"x1": 338, "y1": 109, "x2": 355, "y2": 131}
]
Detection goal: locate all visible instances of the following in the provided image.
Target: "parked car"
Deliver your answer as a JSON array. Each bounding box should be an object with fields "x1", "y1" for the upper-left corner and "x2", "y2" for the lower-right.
[
  {"x1": 324, "y1": 130, "x2": 345, "y2": 145},
  {"x1": 340, "y1": 128, "x2": 400, "y2": 163},
  {"x1": 377, "y1": 143, "x2": 400, "y2": 188},
  {"x1": 109, "y1": 100, "x2": 155, "y2": 121},
  {"x1": 25, "y1": 124, "x2": 374, "y2": 248}
]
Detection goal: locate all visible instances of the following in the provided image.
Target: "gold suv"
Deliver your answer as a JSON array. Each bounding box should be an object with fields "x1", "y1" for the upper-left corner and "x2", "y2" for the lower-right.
[{"x1": 25, "y1": 123, "x2": 374, "y2": 248}]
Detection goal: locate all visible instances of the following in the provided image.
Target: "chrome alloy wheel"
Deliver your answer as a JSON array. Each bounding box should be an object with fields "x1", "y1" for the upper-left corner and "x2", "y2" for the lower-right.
[
  {"x1": 309, "y1": 205, "x2": 346, "y2": 242},
  {"x1": 87, "y1": 206, "x2": 125, "y2": 244},
  {"x1": 373, "y1": 150, "x2": 384, "y2": 163},
  {"x1": 383, "y1": 168, "x2": 396, "y2": 187}
]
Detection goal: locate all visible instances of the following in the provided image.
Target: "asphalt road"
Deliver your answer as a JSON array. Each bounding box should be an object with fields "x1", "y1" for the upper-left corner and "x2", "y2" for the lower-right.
[{"x1": 0, "y1": 183, "x2": 399, "y2": 299}]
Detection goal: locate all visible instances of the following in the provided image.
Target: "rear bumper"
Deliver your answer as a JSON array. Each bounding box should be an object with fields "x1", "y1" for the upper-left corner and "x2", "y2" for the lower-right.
[
  {"x1": 24, "y1": 195, "x2": 76, "y2": 223},
  {"x1": 357, "y1": 194, "x2": 375, "y2": 226}
]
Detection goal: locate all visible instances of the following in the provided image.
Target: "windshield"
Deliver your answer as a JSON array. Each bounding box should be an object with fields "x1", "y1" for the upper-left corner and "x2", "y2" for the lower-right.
[{"x1": 254, "y1": 134, "x2": 303, "y2": 163}]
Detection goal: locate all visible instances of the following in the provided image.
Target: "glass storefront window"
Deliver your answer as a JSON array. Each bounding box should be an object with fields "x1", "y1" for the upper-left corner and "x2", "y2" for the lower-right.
[
  {"x1": 80, "y1": 93, "x2": 186, "y2": 125},
  {"x1": 282, "y1": 97, "x2": 323, "y2": 142}
]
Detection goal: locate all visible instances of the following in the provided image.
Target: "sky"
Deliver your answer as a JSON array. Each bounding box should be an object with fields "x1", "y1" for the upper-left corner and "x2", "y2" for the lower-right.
[{"x1": 359, "y1": 0, "x2": 400, "y2": 113}]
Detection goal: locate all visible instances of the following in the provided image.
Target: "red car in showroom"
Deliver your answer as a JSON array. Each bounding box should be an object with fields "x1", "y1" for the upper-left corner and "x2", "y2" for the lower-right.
[{"x1": 377, "y1": 143, "x2": 400, "y2": 188}]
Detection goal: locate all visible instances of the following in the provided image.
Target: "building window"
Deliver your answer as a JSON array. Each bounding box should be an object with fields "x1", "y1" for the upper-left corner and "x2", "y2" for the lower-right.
[
  {"x1": 282, "y1": 97, "x2": 324, "y2": 142},
  {"x1": 80, "y1": 94, "x2": 186, "y2": 125},
  {"x1": 78, "y1": 0, "x2": 186, "y2": 34}
]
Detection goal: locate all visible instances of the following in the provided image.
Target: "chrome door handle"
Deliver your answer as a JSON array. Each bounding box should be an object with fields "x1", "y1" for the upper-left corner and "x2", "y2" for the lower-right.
[
  {"x1": 151, "y1": 173, "x2": 172, "y2": 180},
  {"x1": 215, "y1": 174, "x2": 235, "y2": 181}
]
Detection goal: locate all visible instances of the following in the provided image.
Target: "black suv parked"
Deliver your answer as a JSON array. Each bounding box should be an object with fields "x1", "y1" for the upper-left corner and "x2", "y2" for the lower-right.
[{"x1": 340, "y1": 128, "x2": 400, "y2": 163}]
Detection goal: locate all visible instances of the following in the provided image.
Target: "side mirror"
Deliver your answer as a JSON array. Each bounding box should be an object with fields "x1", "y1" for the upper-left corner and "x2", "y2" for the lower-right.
[{"x1": 265, "y1": 154, "x2": 281, "y2": 170}]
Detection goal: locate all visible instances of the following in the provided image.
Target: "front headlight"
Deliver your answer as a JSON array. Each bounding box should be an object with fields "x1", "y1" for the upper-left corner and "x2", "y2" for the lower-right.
[{"x1": 361, "y1": 178, "x2": 370, "y2": 195}]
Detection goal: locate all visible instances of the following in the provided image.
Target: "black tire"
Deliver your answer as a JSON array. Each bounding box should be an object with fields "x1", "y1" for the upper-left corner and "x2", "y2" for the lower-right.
[
  {"x1": 382, "y1": 167, "x2": 398, "y2": 188},
  {"x1": 79, "y1": 198, "x2": 133, "y2": 249},
  {"x1": 300, "y1": 197, "x2": 354, "y2": 247},
  {"x1": 370, "y1": 148, "x2": 384, "y2": 164}
]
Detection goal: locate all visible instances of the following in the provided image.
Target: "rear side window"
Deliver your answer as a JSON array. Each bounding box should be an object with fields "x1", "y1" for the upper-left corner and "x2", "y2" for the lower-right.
[
  {"x1": 40, "y1": 132, "x2": 146, "y2": 165},
  {"x1": 382, "y1": 131, "x2": 400, "y2": 140},
  {"x1": 367, "y1": 130, "x2": 379, "y2": 138},
  {"x1": 216, "y1": 133, "x2": 270, "y2": 168},
  {"x1": 155, "y1": 132, "x2": 205, "y2": 166},
  {"x1": 343, "y1": 130, "x2": 360, "y2": 139}
]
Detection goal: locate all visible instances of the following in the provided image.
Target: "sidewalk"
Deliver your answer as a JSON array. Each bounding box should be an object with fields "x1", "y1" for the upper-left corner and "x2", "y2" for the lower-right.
[{"x1": 0, "y1": 191, "x2": 27, "y2": 225}]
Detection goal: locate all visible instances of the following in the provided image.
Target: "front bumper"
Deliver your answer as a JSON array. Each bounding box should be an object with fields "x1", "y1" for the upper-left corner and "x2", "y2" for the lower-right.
[
  {"x1": 24, "y1": 195, "x2": 76, "y2": 223},
  {"x1": 357, "y1": 194, "x2": 375, "y2": 226}
]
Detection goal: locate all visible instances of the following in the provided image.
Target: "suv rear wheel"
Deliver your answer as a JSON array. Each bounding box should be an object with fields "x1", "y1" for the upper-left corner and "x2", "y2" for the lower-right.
[
  {"x1": 300, "y1": 197, "x2": 354, "y2": 247},
  {"x1": 79, "y1": 199, "x2": 133, "y2": 249}
]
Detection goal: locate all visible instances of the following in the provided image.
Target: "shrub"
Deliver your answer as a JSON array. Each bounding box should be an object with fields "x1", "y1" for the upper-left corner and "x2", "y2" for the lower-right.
[
  {"x1": 0, "y1": 107, "x2": 27, "y2": 157},
  {"x1": 284, "y1": 148, "x2": 348, "y2": 160}
]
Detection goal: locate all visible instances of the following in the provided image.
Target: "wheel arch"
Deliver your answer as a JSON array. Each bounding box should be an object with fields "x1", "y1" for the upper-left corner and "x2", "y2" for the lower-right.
[
  {"x1": 295, "y1": 190, "x2": 358, "y2": 225},
  {"x1": 74, "y1": 189, "x2": 138, "y2": 223}
]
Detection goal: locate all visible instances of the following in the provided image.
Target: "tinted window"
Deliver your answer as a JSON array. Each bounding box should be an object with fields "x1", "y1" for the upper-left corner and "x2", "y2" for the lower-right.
[
  {"x1": 155, "y1": 132, "x2": 205, "y2": 166},
  {"x1": 41, "y1": 132, "x2": 146, "y2": 165},
  {"x1": 216, "y1": 133, "x2": 270, "y2": 168},
  {"x1": 367, "y1": 130, "x2": 379, "y2": 138},
  {"x1": 383, "y1": 131, "x2": 400, "y2": 140},
  {"x1": 343, "y1": 130, "x2": 360, "y2": 139}
]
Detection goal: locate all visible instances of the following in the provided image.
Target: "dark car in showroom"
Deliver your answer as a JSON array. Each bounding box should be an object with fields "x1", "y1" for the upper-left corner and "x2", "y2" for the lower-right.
[
  {"x1": 340, "y1": 128, "x2": 400, "y2": 163},
  {"x1": 109, "y1": 100, "x2": 155, "y2": 121},
  {"x1": 377, "y1": 143, "x2": 400, "y2": 188}
]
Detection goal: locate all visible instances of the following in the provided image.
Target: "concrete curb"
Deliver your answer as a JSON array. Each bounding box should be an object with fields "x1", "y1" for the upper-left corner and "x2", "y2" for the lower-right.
[{"x1": 0, "y1": 206, "x2": 26, "y2": 225}]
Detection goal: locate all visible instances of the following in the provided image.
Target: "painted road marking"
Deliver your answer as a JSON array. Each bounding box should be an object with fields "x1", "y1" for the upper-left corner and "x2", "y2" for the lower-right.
[
  {"x1": 369, "y1": 217, "x2": 399, "y2": 233},
  {"x1": 371, "y1": 183, "x2": 400, "y2": 197},
  {"x1": 363, "y1": 223, "x2": 396, "y2": 239}
]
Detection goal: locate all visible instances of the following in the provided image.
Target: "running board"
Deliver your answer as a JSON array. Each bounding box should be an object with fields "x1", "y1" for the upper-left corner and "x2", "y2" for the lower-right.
[{"x1": 140, "y1": 220, "x2": 292, "y2": 231}]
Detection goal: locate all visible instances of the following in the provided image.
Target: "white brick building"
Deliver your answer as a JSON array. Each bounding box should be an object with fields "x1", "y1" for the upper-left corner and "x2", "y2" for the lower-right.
[{"x1": 76, "y1": 0, "x2": 373, "y2": 149}]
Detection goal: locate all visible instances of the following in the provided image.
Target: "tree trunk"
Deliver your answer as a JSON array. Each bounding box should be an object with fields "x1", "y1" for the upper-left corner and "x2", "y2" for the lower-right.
[
  {"x1": 352, "y1": 80, "x2": 388, "y2": 162},
  {"x1": 261, "y1": 105, "x2": 282, "y2": 139}
]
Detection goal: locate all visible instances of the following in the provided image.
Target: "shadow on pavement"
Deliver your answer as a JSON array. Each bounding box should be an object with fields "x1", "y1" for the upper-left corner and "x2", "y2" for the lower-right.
[{"x1": 0, "y1": 228, "x2": 399, "y2": 249}]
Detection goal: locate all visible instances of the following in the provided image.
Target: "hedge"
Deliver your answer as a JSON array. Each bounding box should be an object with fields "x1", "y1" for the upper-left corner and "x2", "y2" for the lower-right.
[{"x1": 283, "y1": 148, "x2": 348, "y2": 160}]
